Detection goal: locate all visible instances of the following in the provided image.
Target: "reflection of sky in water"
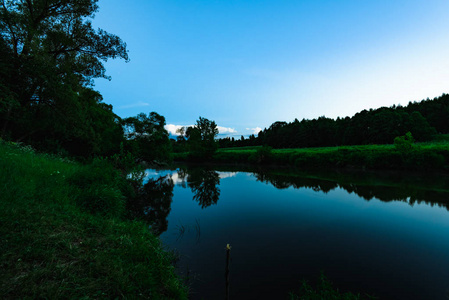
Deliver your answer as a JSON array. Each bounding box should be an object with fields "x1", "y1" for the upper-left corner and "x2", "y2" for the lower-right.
[
  {"x1": 144, "y1": 169, "x2": 237, "y2": 186},
  {"x1": 149, "y1": 169, "x2": 449, "y2": 300}
]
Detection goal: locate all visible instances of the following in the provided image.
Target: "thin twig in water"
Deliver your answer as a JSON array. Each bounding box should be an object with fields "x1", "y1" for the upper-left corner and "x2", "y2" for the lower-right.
[
  {"x1": 194, "y1": 218, "x2": 201, "y2": 243},
  {"x1": 175, "y1": 222, "x2": 186, "y2": 241}
]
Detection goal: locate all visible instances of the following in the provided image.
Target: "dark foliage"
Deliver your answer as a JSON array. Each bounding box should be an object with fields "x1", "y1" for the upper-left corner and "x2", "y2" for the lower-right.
[
  {"x1": 219, "y1": 94, "x2": 448, "y2": 149},
  {"x1": 0, "y1": 0, "x2": 128, "y2": 157},
  {"x1": 127, "y1": 175, "x2": 174, "y2": 236},
  {"x1": 121, "y1": 112, "x2": 172, "y2": 163},
  {"x1": 187, "y1": 168, "x2": 221, "y2": 208},
  {"x1": 186, "y1": 116, "x2": 219, "y2": 158}
]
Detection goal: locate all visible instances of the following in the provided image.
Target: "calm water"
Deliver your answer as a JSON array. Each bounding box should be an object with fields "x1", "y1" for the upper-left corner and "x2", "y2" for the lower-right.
[{"x1": 142, "y1": 167, "x2": 449, "y2": 299}]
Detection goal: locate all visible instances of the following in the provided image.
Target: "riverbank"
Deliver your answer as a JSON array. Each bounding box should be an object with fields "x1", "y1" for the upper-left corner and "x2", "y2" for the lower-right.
[
  {"x1": 0, "y1": 142, "x2": 187, "y2": 299},
  {"x1": 174, "y1": 140, "x2": 449, "y2": 172}
]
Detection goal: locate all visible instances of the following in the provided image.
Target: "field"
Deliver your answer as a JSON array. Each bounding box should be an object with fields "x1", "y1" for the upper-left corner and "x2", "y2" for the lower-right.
[{"x1": 175, "y1": 135, "x2": 449, "y2": 172}]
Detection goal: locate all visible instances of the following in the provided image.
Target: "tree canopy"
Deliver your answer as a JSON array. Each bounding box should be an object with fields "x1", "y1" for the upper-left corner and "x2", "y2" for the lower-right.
[
  {"x1": 186, "y1": 117, "x2": 219, "y2": 158},
  {"x1": 122, "y1": 112, "x2": 171, "y2": 162},
  {"x1": 0, "y1": 0, "x2": 128, "y2": 156},
  {"x1": 220, "y1": 94, "x2": 448, "y2": 149}
]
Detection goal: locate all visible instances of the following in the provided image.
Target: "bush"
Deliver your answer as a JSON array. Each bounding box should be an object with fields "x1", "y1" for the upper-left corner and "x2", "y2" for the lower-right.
[
  {"x1": 408, "y1": 151, "x2": 446, "y2": 170},
  {"x1": 249, "y1": 146, "x2": 273, "y2": 164},
  {"x1": 394, "y1": 132, "x2": 415, "y2": 153}
]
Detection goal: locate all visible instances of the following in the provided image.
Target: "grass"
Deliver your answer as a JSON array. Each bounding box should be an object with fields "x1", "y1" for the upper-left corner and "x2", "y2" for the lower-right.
[
  {"x1": 205, "y1": 138, "x2": 449, "y2": 171},
  {"x1": 0, "y1": 141, "x2": 187, "y2": 299},
  {"x1": 289, "y1": 273, "x2": 376, "y2": 300}
]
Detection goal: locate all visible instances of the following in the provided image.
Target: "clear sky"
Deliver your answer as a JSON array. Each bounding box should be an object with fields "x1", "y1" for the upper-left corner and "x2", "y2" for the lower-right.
[{"x1": 92, "y1": 0, "x2": 449, "y2": 137}]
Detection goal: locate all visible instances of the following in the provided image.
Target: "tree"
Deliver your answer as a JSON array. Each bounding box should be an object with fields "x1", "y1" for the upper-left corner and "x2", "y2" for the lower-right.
[
  {"x1": 408, "y1": 111, "x2": 436, "y2": 141},
  {"x1": 55, "y1": 87, "x2": 125, "y2": 157},
  {"x1": 176, "y1": 126, "x2": 186, "y2": 142},
  {"x1": 0, "y1": 0, "x2": 128, "y2": 155},
  {"x1": 122, "y1": 112, "x2": 171, "y2": 162},
  {"x1": 187, "y1": 117, "x2": 219, "y2": 158}
]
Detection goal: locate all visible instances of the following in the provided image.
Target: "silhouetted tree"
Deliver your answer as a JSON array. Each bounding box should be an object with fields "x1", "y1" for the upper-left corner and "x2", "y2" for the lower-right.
[
  {"x1": 122, "y1": 112, "x2": 171, "y2": 162},
  {"x1": 247, "y1": 95, "x2": 446, "y2": 149},
  {"x1": 0, "y1": 0, "x2": 128, "y2": 156},
  {"x1": 187, "y1": 117, "x2": 219, "y2": 158}
]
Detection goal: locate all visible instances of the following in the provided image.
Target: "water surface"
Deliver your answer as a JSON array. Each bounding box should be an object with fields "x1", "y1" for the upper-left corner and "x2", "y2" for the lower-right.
[{"x1": 142, "y1": 167, "x2": 449, "y2": 299}]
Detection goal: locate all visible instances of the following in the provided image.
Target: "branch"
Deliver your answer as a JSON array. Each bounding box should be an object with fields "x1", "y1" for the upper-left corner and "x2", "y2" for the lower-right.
[{"x1": 1, "y1": 0, "x2": 19, "y2": 55}]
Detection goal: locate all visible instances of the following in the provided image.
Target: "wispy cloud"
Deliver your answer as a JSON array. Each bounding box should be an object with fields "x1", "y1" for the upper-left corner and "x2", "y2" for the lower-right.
[
  {"x1": 246, "y1": 127, "x2": 262, "y2": 134},
  {"x1": 119, "y1": 101, "x2": 150, "y2": 109}
]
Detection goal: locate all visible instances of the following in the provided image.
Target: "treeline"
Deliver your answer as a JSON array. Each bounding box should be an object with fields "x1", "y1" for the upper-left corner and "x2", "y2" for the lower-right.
[
  {"x1": 219, "y1": 94, "x2": 449, "y2": 149},
  {"x1": 254, "y1": 169, "x2": 449, "y2": 210}
]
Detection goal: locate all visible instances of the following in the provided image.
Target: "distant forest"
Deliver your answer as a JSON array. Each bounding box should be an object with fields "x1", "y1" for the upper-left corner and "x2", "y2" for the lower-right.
[{"x1": 219, "y1": 94, "x2": 449, "y2": 149}]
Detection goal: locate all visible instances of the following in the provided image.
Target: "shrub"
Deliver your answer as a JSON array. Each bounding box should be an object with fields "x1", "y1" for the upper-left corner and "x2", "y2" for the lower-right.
[
  {"x1": 248, "y1": 146, "x2": 273, "y2": 164},
  {"x1": 394, "y1": 132, "x2": 415, "y2": 153}
]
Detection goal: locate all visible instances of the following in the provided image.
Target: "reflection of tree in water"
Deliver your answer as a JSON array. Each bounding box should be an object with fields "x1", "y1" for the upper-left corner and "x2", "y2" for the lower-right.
[
  {"x1": 254, "y1": 171, "x2": 449, "y2": 211},
  {"x1": 127, "y1": 175, "x2": 174, "y2": 236},
  {"x1": 254, "y1": 172, "x2": 337, "y2": 192},
  {"x1": 254, "y1": 172, "x2": 291, "y2": 189},
  {"x1": 187, "y1": 168, "x2": 221, "y2": 208},
  {"x1": 177, "y1": 168, "x2": 188, "y2": 188}
]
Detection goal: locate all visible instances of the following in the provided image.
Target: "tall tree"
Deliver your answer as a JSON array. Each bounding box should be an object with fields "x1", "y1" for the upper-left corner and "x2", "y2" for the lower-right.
[
  {"x1": 0, "y1": 0, "x2": 128, "y2": 155},
  {"x1": 122, "y1": 112, "x2": 171, "y2": 162},
  {"x1": 187, "y1": 116, "x2": 219, "y2": 158}
]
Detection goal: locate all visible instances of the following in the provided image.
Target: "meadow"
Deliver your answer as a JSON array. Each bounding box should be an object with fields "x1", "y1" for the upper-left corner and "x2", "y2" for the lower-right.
[{"x1": 176, "y1": 135, "x2": 449, "y2": 172}]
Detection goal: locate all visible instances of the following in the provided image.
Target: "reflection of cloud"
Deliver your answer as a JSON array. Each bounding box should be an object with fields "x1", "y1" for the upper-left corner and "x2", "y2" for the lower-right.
[
  {"x1": 170, "y1": 172, "x2": 188, "y2": 185},
  {"x1": 170, "y1": 171, "x2": 237, "y2": 183},
  {"x1": 143, "y1": 169, "x2": 177, "y2": 183},
  {"x1": 218, "y1": 172, "x2": 238, "y2": 179},
  {"x1": 119, "y1": 101, "x2": 150, "y2": 109},
  {"x1": 129, "y1": 171, "x2": 151, "y2": 180}
]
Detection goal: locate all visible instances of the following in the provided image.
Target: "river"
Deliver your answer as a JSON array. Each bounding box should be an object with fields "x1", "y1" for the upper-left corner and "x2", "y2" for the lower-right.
[{"x1": 141, "y1": 166, "x2": 449, "y2": 299}]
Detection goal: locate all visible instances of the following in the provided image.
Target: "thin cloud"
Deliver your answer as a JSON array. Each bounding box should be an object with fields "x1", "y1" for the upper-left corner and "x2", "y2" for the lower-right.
[{"x1": 119, "y1": 101, "x2": 150, "y2": 109}]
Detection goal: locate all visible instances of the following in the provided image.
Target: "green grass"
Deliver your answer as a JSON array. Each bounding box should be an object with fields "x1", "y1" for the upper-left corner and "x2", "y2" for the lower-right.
[
  {"x1": 210, "y1": 139, "x2": 449, "y2": 171},
  {"x1": 0, "y1": 141, "x2": 187, "y2": 299}
]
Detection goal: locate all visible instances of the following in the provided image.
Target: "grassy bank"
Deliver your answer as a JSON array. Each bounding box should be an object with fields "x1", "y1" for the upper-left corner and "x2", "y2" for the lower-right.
[
  {"x1": 175, "y1": 138, "x2": 449, "y2": 172},
  {"x1": 0, "y1": 142, "x2": 187, "y2": 299}
]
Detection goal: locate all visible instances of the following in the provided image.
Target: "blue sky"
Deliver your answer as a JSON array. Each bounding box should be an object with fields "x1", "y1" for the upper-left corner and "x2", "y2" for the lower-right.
[{"x1": 92, "y1": 0, "x2": 449, "y2": 137}]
